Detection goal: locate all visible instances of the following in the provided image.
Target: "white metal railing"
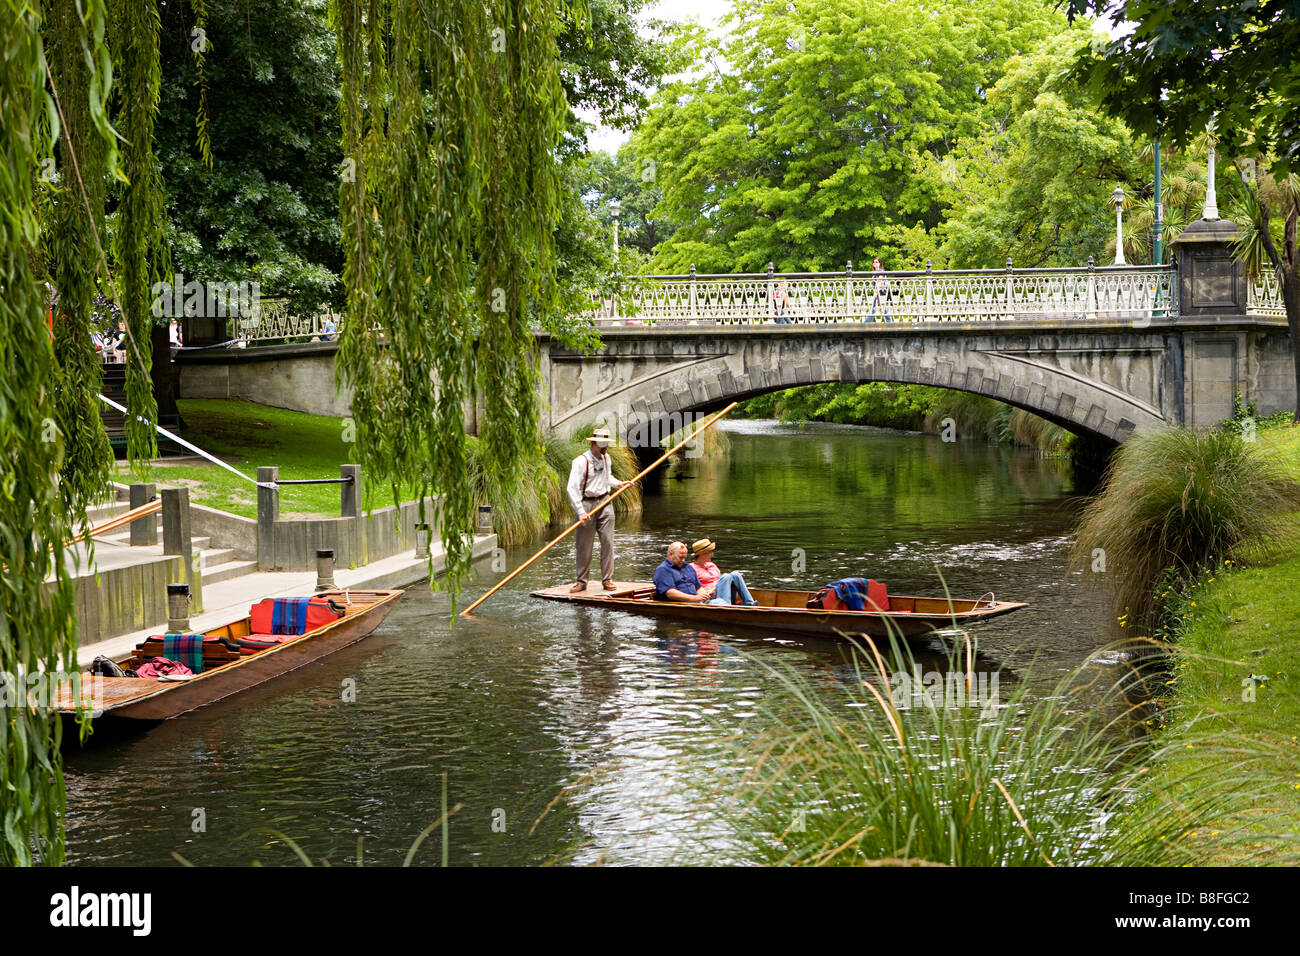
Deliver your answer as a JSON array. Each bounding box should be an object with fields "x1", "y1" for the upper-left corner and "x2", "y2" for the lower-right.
[
  {"x1": 589, "y1": 263, "x2": 1179, "y2": 326},
  {"x1": 230, "y1": 298, "x2": 341, "y2": 345},
  {"x1": 1248, "y1": 268, "x2": 1287, "y2": 317}
]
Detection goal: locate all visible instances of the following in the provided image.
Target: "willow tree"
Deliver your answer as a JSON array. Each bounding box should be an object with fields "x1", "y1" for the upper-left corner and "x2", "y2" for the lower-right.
[
  {"x1": 332, "y1": 0, "x2": 569, "y2": 596},
  {"x1": 1, "y1": 0, "x2": 114, "y2": 867}
]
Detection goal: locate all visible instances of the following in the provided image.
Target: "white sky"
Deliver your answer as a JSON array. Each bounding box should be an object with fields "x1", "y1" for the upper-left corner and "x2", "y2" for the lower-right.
[{"x1": 580, "y1": 0, "x2": 1130, "y2": 155}]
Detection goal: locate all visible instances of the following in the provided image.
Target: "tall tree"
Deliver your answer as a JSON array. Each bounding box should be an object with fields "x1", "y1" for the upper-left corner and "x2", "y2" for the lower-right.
[
  {"x1": 637, "y1": 0, "x2": 1067, "y2": 273},
  {"x1": 1066, "y1": 0, "x2": 1300, "y2": 419},
  {"x1": 157, "y1": 0, "x2": 344, "y2": 318}
]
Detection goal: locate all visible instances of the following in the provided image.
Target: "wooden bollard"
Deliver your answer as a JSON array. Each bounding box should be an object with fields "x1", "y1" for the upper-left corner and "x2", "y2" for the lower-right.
[
  {"x1": 414, "y1": 523, "x2": 431, "y2": 559},
  {"x1": 315, "y1": 548, "x2": 337, "y2": 592},
  {"x1": 167, "y1": 583, "x2": 191, "y2": 633}
]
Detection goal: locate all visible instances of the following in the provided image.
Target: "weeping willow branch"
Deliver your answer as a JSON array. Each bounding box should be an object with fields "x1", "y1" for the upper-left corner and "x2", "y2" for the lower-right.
[
  {"x1": 110, "y1": 0, "x2": 168, "y2": 473},
  {"x1": 42, "y1": 0, "x2": 115, "y2": 524},
  {"x1": 331, "y1": 0, "x2": 568, "y2": 603},
  {"x1": 0, "y1": 0, "x2": 92, "y2": 867}
]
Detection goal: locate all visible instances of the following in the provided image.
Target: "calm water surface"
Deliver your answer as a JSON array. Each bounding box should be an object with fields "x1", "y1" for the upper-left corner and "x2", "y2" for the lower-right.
[{"x1": 64, "y1": 421, "x2": 1114, "y2": 865}]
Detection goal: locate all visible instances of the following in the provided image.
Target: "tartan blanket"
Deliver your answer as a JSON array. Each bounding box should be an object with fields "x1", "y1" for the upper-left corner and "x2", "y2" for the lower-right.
[
  {"x1": 162, "y1": 633, "x2": 205, "y2": 674},
  {"x1": 270, "y1": 597, "x2": 312, "y2": 635}
]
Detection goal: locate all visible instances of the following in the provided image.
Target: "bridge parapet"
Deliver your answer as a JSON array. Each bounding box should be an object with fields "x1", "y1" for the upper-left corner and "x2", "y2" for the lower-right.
[{"x1": 590, "y1": 261, "x2": 1179, "y2": 326}]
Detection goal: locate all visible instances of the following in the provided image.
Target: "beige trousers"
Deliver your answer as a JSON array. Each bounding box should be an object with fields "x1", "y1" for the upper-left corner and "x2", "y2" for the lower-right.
[{"x1": 575, "y1": 499, "x2": 615, "y2": 585}]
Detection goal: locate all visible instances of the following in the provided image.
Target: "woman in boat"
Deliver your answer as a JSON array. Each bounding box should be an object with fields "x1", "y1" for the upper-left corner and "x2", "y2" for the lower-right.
[{"x1": 690, "y1": 538, "x2": 758, "y2": 606}]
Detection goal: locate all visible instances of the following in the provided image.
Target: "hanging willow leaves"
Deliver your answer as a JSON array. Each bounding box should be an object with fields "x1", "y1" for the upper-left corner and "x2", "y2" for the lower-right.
[
  {"x1": 331, "y1": 0, "x2": 569, "y2": 601},
  {"x1": 42, "y1": 0, "x2": 115, "y2": 524},
  {"x1": 0, "y1": 0, "x2": 104, "y2": 867},
  {"x1": 110, "y1": 0, "x2": 168, "y2": 471}
]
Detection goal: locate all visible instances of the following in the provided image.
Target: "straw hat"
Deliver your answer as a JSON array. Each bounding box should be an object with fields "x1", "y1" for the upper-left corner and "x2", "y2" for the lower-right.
[
  {"x1": 691, "y1": 538, "x2": 716, "y2": 555},
  {"x1": 589, "y1": 428, "x2": 612, "y2": 448}
]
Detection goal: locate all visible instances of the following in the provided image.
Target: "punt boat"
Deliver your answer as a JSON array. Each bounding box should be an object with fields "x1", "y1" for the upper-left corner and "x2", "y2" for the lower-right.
[
  {"x1": 55, "y1": 589, "x2": 401, "y2": 723},
  {"x1": 530, "y1": 581, "x2": 1026, "y2": 639}
]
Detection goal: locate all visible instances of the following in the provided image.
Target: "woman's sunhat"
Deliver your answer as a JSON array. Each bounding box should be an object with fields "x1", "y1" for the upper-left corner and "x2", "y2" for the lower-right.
[
  {"x1": 691, "y1": 538, "x2": 716, "y2": 555},
  {"x1": 589, "y1": 428, "x2": 612, "y2": 448}
]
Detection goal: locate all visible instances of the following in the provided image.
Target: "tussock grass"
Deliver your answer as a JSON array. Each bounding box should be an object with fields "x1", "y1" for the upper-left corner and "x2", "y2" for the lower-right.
[
  {"x1": 1071, "y1": 427, "x2": 1300, "y2": 631},
  {"x1": 677, "y1": 631, "x2": 1289, "y2": 866}
]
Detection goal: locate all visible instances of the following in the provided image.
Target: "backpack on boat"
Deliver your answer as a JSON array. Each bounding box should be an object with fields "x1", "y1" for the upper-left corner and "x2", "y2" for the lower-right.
[{"x1": 806, "y1": 578, "x2": 889, "y2": 612}]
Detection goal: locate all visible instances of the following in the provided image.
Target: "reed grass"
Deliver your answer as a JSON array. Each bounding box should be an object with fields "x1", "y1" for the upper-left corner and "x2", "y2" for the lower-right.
[
  {"x1": 1071, "y1": 427, "x2": 1300, "y2": 632},
  {"x1": 674, "y1": 629, "x2": 1292, "y2": 866},
  {"x1": 661, "y1": 416, "x2": 731, "y2": 459}
]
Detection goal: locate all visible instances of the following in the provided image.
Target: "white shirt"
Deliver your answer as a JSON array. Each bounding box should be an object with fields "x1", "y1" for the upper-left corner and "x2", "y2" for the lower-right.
[{"x1": 567, "y1": 448, "x2": 624, "y2": 515}]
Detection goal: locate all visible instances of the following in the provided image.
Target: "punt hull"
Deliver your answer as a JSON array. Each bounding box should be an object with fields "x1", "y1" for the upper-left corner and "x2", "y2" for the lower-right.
[
  {"x1": 58, "y1": 589, "x2": 401, "y2": 722},
  {"x1": 530, "y1": 582, "x2": 1026, "y2": 639}
]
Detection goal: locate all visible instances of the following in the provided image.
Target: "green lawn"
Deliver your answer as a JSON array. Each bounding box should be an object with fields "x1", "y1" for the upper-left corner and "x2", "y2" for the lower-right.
[
  {"x1": 1150, "y1": 425, "x2": 1300, "y2": 864},
  {"x1": 114, "y1": 399, "x2": 414, "y2": 518}
]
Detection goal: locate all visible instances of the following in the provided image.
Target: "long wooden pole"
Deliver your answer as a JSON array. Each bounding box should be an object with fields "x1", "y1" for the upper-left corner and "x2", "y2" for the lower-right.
[{"x1": 460, "y1": 402, "x2": 739, "y2": 616}]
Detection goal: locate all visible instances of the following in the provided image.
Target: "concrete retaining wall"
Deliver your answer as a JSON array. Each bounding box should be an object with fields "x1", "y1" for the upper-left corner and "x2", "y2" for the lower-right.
[{"x1": 178, "y1": 342, "x2": 353, "y2": 417}]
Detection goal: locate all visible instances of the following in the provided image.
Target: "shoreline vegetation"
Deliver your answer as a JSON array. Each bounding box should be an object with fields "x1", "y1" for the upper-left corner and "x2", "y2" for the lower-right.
[{"x1": 735, "y1": 384, "x2": 1076, "y2": 458}]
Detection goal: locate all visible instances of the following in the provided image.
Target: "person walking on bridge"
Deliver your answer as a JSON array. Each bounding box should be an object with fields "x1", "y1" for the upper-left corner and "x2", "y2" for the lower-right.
[{"x1": 567, "y1": 428, "x2": 629, "y2": 592}]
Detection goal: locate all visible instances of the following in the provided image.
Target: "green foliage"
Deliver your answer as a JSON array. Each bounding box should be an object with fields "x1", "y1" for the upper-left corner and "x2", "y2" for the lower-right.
[
  {"x1": 110, "y1": 0, "x2": 167, "y2": 471},
  {"x1": 574, "y1": 142, "x2": 678, "y2": 257},
  {"x1": 1064, "y1": 0, "x2": 1300, "y2": 172},
  {"x1": 0, "y1": 0, "x2": 103, "y2": 867},
  {"x1": 157, "y1": 0, "x2": 344, "y2": 317},
  {"x1": 42, "y1": 0, "x2": 114, "y2": 519},
  {"x1": 689, "y1": 634, "x2": 1233, "y2": 866},
  {"x1": 1072, "y1": 428, "x2": 1300, "y2": 633},
  {"x1": 638, "y1": 0, "x2": 1066, "y2": 272},
  {"x1": 332, "y1": 0, "x2": 569, "y2": 602},
  {"x1": 1220, "y1": 392, "x2": 1295, "y2": 437},
  {"x1": 738, "y1": 383, "x2": 1073, "y2": 456}
]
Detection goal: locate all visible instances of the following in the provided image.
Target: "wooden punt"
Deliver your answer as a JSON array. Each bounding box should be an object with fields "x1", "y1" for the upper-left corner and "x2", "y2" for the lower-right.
[
  {"x1": 55, "y1": 589, "x2": 401, "y2": 722},
  {"x1": 531, "y1": 581, "x2": 1026, "y2": 639}
]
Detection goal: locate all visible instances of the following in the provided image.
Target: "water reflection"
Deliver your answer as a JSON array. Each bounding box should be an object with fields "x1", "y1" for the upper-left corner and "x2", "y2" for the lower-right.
[{"x1": 64, "y1": 421, "x2": 1110, "y2": 866}]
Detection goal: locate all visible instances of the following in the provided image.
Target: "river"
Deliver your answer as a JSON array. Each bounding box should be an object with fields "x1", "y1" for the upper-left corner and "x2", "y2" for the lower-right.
[{"x1": 63, "y1": 420, "x2": 1114, "y2": 865}]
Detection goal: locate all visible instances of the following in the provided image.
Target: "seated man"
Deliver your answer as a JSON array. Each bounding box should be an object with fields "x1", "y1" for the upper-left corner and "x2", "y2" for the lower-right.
[
  {"x1": 690, "y1": 538, "x2": 758, "y2": 606},
  {"x1": 653, "y1": 541, "x2": 714, "y2": 603}
]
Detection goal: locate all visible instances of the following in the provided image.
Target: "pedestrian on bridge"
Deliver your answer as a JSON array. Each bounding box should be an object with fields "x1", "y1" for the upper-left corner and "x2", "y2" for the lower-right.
[
  {"x1": 869, "y1": 257, "x2": 892, "y2": 321},
  {"x1": 567, "y1": 428, "x2": 628, "y2": 592}
]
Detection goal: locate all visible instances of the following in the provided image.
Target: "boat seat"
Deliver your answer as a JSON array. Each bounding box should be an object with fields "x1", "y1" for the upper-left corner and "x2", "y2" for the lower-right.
[
  {"x1": 133, "y1": 637, "x2": 242, "y2": 671},
  {"x1": 249, "y1": 597, "x2": 345, "y2": 636},
  {"x1": 237, "y1": 633, "x2": 301, "y2": 653},
  {"x1": 816, "y1": 579, "x2": 890, "y2": 612}
]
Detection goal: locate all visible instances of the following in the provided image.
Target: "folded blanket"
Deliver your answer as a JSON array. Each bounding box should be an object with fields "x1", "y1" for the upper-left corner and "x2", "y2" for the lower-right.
[
  {"x1": 162, "y1": 633, "x2": 205, "y2": 674},
  {"x1": 829, "y1": 578, "x2": 872, "y2": 611},
  {"x1": 136, "y1": 657, "x2": 195, "y2": 679}
]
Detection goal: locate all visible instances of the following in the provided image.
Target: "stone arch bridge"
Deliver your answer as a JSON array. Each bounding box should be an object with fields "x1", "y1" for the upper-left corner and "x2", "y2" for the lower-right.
[{"x1": 541, "y1": 226, "x2": 1295, "y2": 446}]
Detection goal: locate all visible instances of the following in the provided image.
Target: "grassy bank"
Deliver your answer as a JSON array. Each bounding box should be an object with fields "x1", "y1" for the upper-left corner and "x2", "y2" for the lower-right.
[
  {"x1": 737, "y1": 383, "x2": 1074, "y2": 457},
  {"x1": 125, "y1": 400, "x2": 645, "y2": 547},
  {"x1": 1131, "y1": 425, "x2": 1300, "y2": 864}
]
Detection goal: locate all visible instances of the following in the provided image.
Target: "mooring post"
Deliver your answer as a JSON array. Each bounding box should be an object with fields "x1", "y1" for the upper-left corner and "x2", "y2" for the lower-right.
[
  {"x1": 162, "y1": 486, "x2": 202, "y2": 613},
  {"x1": 129, "y1": 481, "x2": 157, "y2": 546},
  {"x1": 257, "y1": 466, "x2": 279, "y2": 571},
  {"x1": 166, "y1": 583, "x2": 191, "y2": 634},
  {"x1": 315, "y1": 548, "x2": 337, "y2": 592}
]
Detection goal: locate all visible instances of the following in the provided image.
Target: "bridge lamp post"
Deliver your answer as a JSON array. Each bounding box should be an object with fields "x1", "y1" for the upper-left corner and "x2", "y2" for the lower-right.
[
  {"x1": 609, "y1": 198, "x2": 621, "y2": 258},
  {"x1": 1112, "y1": 185, "x2": 1127, "y2": 266}
]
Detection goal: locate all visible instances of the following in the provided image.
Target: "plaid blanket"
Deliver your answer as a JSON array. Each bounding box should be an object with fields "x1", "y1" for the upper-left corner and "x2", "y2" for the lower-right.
[
  {"x1": 162, "y1": 633, "x2": 205, "y2": 674},
  {"x1": 271, "y1": 597, "x2": 312, "y2": 635}
]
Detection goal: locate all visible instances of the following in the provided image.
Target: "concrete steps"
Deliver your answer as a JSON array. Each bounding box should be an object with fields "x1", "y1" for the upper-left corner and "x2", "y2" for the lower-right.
[{"x1": 84, "y1": 499, "x2": 258, "y2": 588}]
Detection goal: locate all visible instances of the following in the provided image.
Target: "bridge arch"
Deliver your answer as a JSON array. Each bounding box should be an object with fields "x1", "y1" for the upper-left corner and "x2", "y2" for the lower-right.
[{"x1": 541, "y1": 325, "x2": 1178, "y2": 447}]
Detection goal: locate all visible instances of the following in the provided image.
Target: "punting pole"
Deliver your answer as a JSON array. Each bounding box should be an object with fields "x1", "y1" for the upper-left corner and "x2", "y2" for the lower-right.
[{"x1": 460, "y1": 402, "x2": 739, "y2": 617}]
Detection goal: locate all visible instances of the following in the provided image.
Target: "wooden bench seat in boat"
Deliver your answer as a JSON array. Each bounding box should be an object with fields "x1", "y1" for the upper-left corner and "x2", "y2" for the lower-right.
[{"x1": 133, "y1": 637, "x2": 242, "y2": 671}]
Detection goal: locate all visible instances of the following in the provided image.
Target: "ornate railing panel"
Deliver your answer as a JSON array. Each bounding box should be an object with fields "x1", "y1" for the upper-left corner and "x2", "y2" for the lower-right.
[
  {"x1": 232, "y1": 298, "x2": 343, "y2": 344},
  {"x1": 1248, "y1": 269, "x2": 1287, "y2": 317},
  {"x1": 592, "y1": 265, "x2": 1179, "y2": 326}
]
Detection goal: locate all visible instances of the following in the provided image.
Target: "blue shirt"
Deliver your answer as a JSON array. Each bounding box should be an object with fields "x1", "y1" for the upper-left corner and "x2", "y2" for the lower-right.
[{"x1": 653, "y1": 559, "x2": 700, "y2": 601}]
